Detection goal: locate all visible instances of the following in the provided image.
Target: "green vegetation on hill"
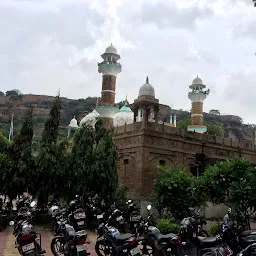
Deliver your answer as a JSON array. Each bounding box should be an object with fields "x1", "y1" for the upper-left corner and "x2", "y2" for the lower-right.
[{"x1": 0, "y1": 94, "x2": 255, "y2": 151}]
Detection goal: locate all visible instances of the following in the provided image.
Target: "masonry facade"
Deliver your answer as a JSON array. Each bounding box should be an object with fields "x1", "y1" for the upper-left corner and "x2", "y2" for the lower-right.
[{"x1": 113, "y1": 121, "x2": 256, "y2": 198}]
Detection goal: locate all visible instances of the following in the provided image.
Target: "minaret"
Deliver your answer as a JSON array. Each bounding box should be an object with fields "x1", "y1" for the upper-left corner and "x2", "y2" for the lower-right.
[
  {"x1": 96, "y1": 43, "x2": 121, "y2": 129},
  {"x1": 187, "y1": 76, "x2": 210, "y2": 133}
]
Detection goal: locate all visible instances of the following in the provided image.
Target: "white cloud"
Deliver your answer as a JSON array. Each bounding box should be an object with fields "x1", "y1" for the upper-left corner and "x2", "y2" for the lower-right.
[{"x1": 0, "y1": 0, "x2": 256, "y2": 123}]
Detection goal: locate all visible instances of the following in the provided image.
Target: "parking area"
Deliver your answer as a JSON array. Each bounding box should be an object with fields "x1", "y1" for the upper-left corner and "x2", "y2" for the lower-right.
[{"x1": 0, "y1": 227, "x2": 97, "y2": 256}]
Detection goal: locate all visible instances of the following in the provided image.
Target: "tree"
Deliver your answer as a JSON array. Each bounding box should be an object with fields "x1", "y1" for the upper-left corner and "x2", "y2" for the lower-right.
[
  {"x1": 69, "y1": 123, "x2": 95, "y2": 198},
  {"x1": 6, "y1": 90, "x2": 18, "y2": 96},
  {"x1": 70, "y1": 119, "x2": 118, "y2": 206},
  {"x1": 200, "y1": 158, "x2": 256, "y2": 229},
  {"x1": 0, "y1": 133, "x2": 10, "y2": 195},
  {"x1": 206, "y1": 122, "x2": 224, "y2": 136},
  {"x1": 209, "y1": 109, "x2": 220, "y2": 115},
  {"x1": 154, "y1": 165, "x2": 205, "y2": 221},
  {"x1": 253, "y1": 0, "x2": 256, "y2": 7},
  {"x1": 2, "y1": 108, "x2": 34, "y2": 200},
  {"x1": 92, "y1": 127, "x2": 118, "y2": 204},
  {"x1": 0, "y1": 91, "x2": 5, "y2": 96},
  {"x1": 177, "y1": 118, "x2": 191, "y2": 129},
  {"x1": 35, "y1": 94, "x2": 68, "y2": 205}
]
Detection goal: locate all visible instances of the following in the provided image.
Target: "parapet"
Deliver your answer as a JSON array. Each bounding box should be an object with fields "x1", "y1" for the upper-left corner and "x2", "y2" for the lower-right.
[{"x1": 113, "y1": 121, "x2": 256, "y2": 152}]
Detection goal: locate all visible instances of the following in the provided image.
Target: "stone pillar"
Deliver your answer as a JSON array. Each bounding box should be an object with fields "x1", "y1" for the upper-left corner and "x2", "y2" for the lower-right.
[
  {"x1": 142, "y1": 107, "x2": 147, "y2": 128},
  {"x1": 154, "y1": 106, "x2": 159, "y2": 124},
  {"x1": 191, "y1": 102, "x2": 203, "y2": 125},
  {"x1": 173, "y1": 115, "x2": 177, "y2": 127},
  {"x1": 100, "y1": 75, "x2": 116, "y2": 106}
]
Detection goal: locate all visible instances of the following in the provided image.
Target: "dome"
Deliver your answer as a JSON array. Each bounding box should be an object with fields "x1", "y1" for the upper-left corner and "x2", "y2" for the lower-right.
[
  {"x1": 105, "y1": 43, "x2": 117, "y2": 54},
  {"x1": 138, "y1": 76, "x2": 155, "y2": 98},
  {"x1": 192, "y1": 75, "x2": 203, "y2": 85},
  {"x1": 114, "y1": 104, "x2": 134, "y2": 127},
  {"x1": 68, "y1": 116, "x2": 78, "y2": 129},
  {"x1": 80, "y1": 109, "x2": 100, "y2": 127}
]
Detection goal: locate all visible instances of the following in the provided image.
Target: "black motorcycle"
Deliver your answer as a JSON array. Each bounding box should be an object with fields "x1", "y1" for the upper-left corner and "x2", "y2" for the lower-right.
[
  {"x1": 138, "y1": 204, "x2": 184, "y2": 256},
  {"x1": 95, "y1": 225, "x2": 140, "y2": 256},
  {"x1": 67, "y1": 196, "x2": 87, "y2": 231},
  {"x1": 10, "y1": 219, "x2": 45, "y2": 256},
  {"x1": 221, "y1": 209, "x2": 256, "y2": 254},
  {"x1": 51, "y1": 222, "x2": 90, "y2": 256},
  {"x1": 180, "y1": 216, "x2": 231, "y2": 256},
  {"x1": 125, "y1": 200, "x2": 142, "y2": 235}
]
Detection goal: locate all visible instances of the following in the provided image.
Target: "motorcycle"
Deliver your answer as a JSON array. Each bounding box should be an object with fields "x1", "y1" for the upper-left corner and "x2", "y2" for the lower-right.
[
  {"x1": 138, "y1": 204, "x2": 185, "y2": 256},
  {"x1": 180, "y1": 213, "x2": 231, "y2": 256},
  {"x1": 51, "y1": 222, "x2": 90, "y2": 256},
  {"x1": 125, "y1": 200, "x2": 142, "y2": 235},
  {"x1": 68, "y1": 208, "x2": 87, "y2": 232},
  {"x1": 95, "y1": 225, "x2": 140, "y2": 256},
  {"x1": 10, "y1": 201, "x2": 46, "y2": 255},
  {"x1": 221, "y1": 208, "x2": 256, "y2": 254}
]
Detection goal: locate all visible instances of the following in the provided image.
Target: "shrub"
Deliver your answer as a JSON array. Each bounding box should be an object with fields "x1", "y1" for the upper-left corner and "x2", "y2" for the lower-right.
[
  {"x1": 208, "y1": 221, "x2": 221, "y2": 236},
  {"x1": 156, "y1": 218, "x2": 179, "y2": 234}
]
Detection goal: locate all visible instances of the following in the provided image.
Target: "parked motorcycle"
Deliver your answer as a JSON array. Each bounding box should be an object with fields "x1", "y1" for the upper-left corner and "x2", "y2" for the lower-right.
[
  {"x1": 125, "y1": 200, "x2": 142, "y2": 235},
  {"x1": 51, "y1": 223, "x2": 90, "y2": 256},
  {"x1": 221, "y1": 208, "x2": 256, "y2": 254},
  {"x1": 138, "y1": 204, "x2": 185, "y2": 256},
  {"x1": 95, "y1": 225, "x2": 140, "y2": 256},
  {"x1": 180, "y1": 214, "x2": 231, "y2": 256}
]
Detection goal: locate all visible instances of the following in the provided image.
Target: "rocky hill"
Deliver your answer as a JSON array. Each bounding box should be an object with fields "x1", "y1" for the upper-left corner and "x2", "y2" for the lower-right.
[{"x1": 0, "y1": 94, "x2": 255, "y2": 151}]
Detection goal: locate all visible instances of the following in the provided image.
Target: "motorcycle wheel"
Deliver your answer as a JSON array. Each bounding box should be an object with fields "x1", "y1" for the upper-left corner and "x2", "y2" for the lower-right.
[
  {"x1": 95, "y1": 239, "x2": 114, "y2": 256},
  {"x1": 51, "y1": 236, "x2": 66, "y2": 256}
]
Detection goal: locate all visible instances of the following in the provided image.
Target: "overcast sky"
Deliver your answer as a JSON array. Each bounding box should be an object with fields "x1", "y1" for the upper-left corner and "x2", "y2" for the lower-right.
[{"x1": 0, "y1": 0, "x2": 256, "y2": 123}]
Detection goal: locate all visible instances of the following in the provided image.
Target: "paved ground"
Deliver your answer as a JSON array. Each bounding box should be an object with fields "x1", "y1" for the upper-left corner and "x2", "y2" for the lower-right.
[{"x1": 0, "y1": 226, "x2": 97, "y2": 256}]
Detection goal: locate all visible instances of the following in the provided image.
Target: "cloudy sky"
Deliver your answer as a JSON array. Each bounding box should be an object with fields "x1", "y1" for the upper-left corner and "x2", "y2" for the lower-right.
[{"x1": 0, "y1": 0, "x2": 256, "y2": 123}]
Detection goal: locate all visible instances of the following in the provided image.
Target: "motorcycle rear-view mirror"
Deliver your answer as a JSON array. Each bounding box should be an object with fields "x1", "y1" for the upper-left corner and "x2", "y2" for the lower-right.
[
  {"x1": 147, "y1": 204, "x2": 152, "y2": 211},
  {"x1": 9, "y1": 221, "x2": 14, "y2": 226},
  {"x1": 30, "y1": 201, "x2": 36, "y2": 208}
]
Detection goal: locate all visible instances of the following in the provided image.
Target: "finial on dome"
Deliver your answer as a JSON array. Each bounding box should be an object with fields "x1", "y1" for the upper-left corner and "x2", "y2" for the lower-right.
[
  {"x1": 146, "y1": 76, "x2": 149, "y2": 84},
  {"x1": 124, "y1": 94, "x2": 129, "y2": 105},
  {"x1": 73, "y1": 115, "x2": 75, "y2": 119}
]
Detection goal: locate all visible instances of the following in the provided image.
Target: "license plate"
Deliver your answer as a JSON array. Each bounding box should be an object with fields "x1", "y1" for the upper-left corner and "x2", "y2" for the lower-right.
[
  {"x1": 130, "y1": 247, "x2": 140, "y2": 256},
  {"x1": 97, "y1": 215, "x2": 103, "y2": 219},
  {"x1": 76, "y1": 244, "x2": 86, "y2": 252},
  {"x1": 116, "y1": 216, "x2": 122, "y2": 221},
  {"x1": 22, "y1": 242, "x2": 35, "y2": 252},
  {"x1": 78, "y1": 221, "x2": 84, "y2": 226}
]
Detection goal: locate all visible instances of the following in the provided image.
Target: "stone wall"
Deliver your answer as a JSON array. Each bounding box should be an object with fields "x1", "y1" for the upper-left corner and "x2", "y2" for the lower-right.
[{"x1": 113, "y1": 122, "x2": 256, "y2": 197}]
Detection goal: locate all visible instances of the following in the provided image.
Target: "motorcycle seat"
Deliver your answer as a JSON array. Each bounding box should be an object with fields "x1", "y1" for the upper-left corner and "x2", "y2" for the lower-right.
[
  {"x1": 65, "y1": 224, "x2": 76, "y2": 238},
  {"x1": 197, "y1": 236, "x2": 221, "y2": 247},
  {"x1": 156, "y1": 233, "x2": 177, "y2": 243},
  {"x1": 114, "y1": 233, "x2": 133, "y2": 245}
]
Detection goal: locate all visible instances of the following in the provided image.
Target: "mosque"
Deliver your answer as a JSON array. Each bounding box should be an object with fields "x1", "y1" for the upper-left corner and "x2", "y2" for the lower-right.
[{"x1": 67, "y1": 44, "x2": 256, "y2": 198}]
